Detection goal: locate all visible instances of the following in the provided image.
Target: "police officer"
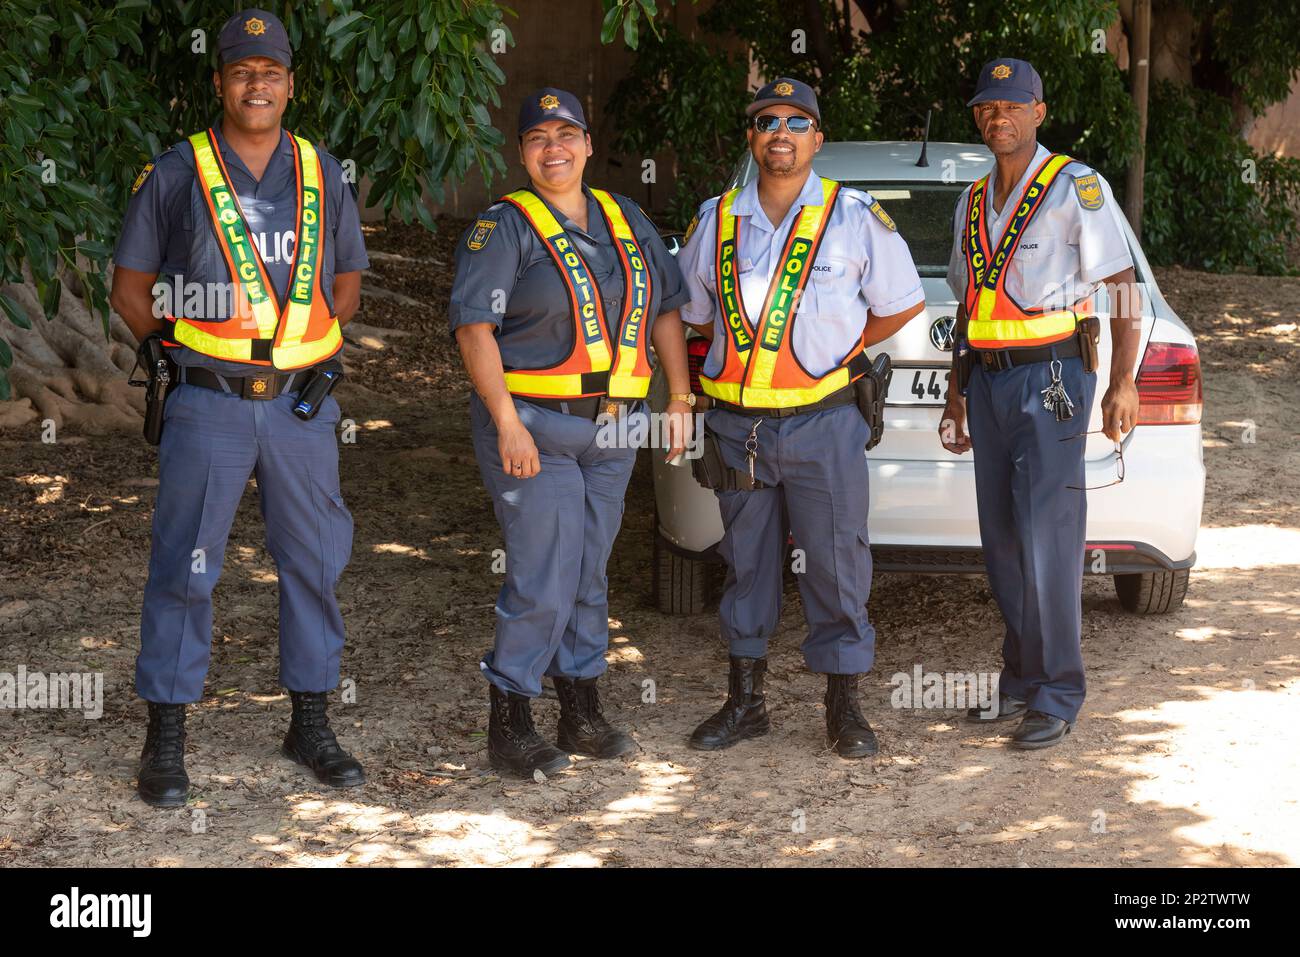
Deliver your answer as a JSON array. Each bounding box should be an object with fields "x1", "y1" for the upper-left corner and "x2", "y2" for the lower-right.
[
  {"x1": 450, "y1": 88, "x2": 694, "y2": 777},
  {"x1": 677, "y1": 79, "x2": 926, "y2": 758},
  {"x1": 110, "y1": 9, "x2": 369, "y2": 805},
  {"x1": 940, "y1": 59, "x2": 1140, "y2": 749}
]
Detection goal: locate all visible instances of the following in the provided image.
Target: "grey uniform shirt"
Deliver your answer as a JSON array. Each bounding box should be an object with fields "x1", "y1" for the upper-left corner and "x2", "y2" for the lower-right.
[
  {"x1": 677, "y1": 171, "x2": 925, "y2": 380},
  {"x1": 113, "y1": 125, "x2": 369, "y2": 377},
  {"x1": 946, "y1": 142, "x2": 1134, "y2": 311},
  {"x1": 448, "y1": 185, "x2": 689, "y2": 372}
]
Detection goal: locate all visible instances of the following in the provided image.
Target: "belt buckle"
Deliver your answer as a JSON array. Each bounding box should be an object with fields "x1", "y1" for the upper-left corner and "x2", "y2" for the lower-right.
[
  {"x1": 243, "y1": 375, "x2": 273, "y2": 400},
  {"x1": 601, "y1": 400, "x2": 623, "y2": 420}
]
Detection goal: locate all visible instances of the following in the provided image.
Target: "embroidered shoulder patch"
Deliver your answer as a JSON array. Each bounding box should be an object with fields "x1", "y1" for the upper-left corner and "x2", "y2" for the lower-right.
[
  {"x1": 466, "y1": 219, "x2": 497, "y2": 251},
  {"x1": 868, "y1": 199, "x2": 897, "y2": 232},
  {"x1": 131, "y1": 162, "x2": 155, "y2": 195},
  {"x1": 1073, "y1": 173, "x2": 1104, "y2": 210},
  {"x1": 683, "y1": 213, "x2": 700, "y2": 245}
]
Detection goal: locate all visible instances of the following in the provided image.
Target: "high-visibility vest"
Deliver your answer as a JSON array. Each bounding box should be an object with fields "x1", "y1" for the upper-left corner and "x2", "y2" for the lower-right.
[
  {"x1": 498, "y1": 188, "x2": 654, "y2": 400},
  {"x1": 170, "y1": 128, "x2": 342, "y2": 371},
  {"x1": 699, "y1": 177, "x2": 872, "y2": 408},
  {"x1": 962, "y1": 152, "x2": 1090, "y2": 349}
]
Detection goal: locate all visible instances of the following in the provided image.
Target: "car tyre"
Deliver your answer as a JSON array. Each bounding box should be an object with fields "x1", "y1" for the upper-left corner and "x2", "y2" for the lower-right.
[
  {"x1": 1114, "y1": 568, "x2": 1189, "y2": 614},
  {"x1": 653, "y1": 527, "x2": 711, "y2": 615}
]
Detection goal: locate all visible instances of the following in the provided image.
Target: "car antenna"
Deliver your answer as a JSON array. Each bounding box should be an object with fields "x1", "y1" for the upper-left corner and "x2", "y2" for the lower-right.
[{"x1": 916, "y1": 109, "x2": 932, "y2": 167}]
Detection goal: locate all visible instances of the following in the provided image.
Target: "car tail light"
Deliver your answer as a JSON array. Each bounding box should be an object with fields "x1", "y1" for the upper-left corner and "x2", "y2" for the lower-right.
[
  {"x1": 1135, "y1": 341, "x2": 1201, "y2": 425},
  {"x1": 686, "y1": 337, "x2": 710, "y2": 396}
]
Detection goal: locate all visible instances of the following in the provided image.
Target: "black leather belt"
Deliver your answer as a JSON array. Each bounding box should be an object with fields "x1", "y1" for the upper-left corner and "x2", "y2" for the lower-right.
[
  {"x1": 974, "y1": 335, "x2": 1082, "y2": 372},
  {"x1": 517, "y1": 395, "x2": 639, "y2": 420},
  {"x1": 181, "y1": 366, "x2": 301, "y2": 400},
  {"x1": 713, "y1": 384, "x2": 858, "y2": 419}
]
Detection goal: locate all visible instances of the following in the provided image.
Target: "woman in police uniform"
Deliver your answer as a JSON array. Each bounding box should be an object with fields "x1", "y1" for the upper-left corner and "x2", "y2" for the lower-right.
[{"x1": 449, "y1": 87, "x2": 695, "y2": 778}]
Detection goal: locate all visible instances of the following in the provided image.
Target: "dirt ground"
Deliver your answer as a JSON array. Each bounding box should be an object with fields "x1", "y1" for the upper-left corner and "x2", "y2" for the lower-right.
[{"x1": 1, "y1": 221, "x2": 1297, "y2": 868}]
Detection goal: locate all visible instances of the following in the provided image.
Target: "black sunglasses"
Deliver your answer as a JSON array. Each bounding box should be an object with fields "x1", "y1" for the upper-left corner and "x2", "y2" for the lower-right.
[{"x1": 751, "y1": 114, "x2": 817, "y2": 134}]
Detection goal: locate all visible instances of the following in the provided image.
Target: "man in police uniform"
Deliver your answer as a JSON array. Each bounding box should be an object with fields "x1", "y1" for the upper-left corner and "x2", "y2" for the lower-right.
[
  {"x1": 110, "y1": 9, "x2": 369, "y2": 805},
  {"x1": 677, "y1": 79, "x2": 926, "y2": 758},
  {"x1": 450, "y1": 89, "x2": 694, "y2": 776},
  {"x1": 940, "y1": 59, "x2": 1140, "y2": 749}
]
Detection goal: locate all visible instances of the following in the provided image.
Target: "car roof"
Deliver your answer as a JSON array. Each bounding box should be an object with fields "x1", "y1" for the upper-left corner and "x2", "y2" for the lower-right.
[{"x1": 738, "y1": 141, "x2": 995, "y2": 186}]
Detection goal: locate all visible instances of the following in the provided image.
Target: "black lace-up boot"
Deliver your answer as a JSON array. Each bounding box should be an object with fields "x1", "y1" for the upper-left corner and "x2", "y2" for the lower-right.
[
  {"x1": 137, "y1": 702, "x2": 190, "y2": 807},
  {"x1": 282, "y1": 691, "x2": 366, "y2": 787},
  {"x1": 824, "y1": 673, "x2": 878, "y2": 758},
  {"x1": 488, "y1": 683, "x2": 573, "y2": 777},
  {"x1": 553, "y1": 676, "x2": 637, "y2": 758},
  {"x1": 689, "y1": 656, "x2": 771, "y2": 750}
]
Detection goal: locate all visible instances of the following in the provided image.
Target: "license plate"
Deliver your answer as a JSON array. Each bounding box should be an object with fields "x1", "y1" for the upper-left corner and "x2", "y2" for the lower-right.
[{"x1": 889, "y1": 365, "x2": 951, "y2": 406}]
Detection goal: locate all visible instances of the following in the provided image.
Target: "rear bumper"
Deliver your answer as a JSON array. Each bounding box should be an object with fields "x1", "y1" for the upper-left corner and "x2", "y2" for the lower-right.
[{"x1": 871, "y1": 541, "x2": 1195, "y2": 576}]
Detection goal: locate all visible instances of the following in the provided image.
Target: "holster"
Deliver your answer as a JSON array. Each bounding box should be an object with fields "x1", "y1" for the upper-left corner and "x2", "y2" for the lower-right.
[
  {"x1": 1077, "y1": 316, "x2": 1101, "y2": 373},
  {"x1": 853, "y1": 353, "x2": 893, "y2": 451},
  {"x1": 128, "y1": 334, "x2": 177, "y2": 446},
  {"x1": 691, "y1": 428, "x2": 767, "y2": 491},
  {"x1": 955, "y1": 343, "x2": 973, "y2": 394}
]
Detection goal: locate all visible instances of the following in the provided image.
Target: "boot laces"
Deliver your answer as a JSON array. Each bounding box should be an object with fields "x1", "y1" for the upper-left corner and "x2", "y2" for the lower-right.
[{"x1": 145, "y1": 707, "x2": 186, "y2": 766}]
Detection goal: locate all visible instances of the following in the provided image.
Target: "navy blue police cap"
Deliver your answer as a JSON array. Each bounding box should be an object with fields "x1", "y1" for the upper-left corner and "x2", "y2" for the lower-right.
[
  {"x1": 746, "y1": 77, "x2": 820, "y2": 125},
  {"x1": 518, "y1": 88, "x2": 588, "y2": 136},
  {"x1": 966, "y1": 58, "x2": 1043, "y2": 106},
  {"x1": 217, "y1": 8, "x2": 292, "y2": 69}
]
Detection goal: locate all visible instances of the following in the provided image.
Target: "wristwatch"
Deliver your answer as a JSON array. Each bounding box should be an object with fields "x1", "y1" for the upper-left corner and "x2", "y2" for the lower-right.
[{"x1": 668, "y1": 392, "x2": 697, "y2": 408}]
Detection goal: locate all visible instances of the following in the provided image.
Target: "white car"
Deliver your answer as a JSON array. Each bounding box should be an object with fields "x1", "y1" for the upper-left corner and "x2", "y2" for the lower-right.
[{"x1": 649, "y1": 141, "x2": 1204, "y2": 616}]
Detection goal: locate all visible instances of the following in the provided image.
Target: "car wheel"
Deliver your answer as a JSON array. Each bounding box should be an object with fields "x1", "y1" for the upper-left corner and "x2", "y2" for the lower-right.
[
  {"x1": 1114, "y1": 568, "x2": 1190, "y2": 614},
  {"x1": 653, "y1": 527, "x2": 710, "y2": 615}
]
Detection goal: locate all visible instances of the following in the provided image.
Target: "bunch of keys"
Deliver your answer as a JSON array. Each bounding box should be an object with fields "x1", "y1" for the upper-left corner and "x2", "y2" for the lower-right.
[
  {"x1": 1040, "y1": 359, "x2": 1075, "y2": 422},
  {"x1": 745, "y1": 417, "x2": 764, "y2": 485}
]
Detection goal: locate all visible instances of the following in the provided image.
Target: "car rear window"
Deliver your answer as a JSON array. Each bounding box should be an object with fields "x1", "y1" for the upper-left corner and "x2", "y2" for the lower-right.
[{"x1": 843, "y1": 182, "x2": 967, "y2": 278}]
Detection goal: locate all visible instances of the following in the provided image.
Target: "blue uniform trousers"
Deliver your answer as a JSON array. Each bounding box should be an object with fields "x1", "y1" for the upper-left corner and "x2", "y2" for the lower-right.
[
  {"x1": 136, "y1": 382, "x2": 353, "y2": 703},
  {"x1": 470, "y1": 392, "x2": 642, "y2": 698},
  {"x1": 708, "y1": 403, "x2": 876, "y2": 675},
  {"x1": 965, "y1": 354, "x2": 1097, "y2": 723}
]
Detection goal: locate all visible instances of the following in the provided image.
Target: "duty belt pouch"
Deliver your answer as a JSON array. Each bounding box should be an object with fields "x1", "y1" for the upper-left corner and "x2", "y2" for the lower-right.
[
  {"x1": 691, "y1": 427, "x2": 765, "y2": 491},
  {"x1": 692, "y1": 428, "x2": 728, "y2": 490},
  {"x1": 1077, "y1": 316, "x2": 1101, "y2": 373},
  {"x1": 854, "y1": 353, "x2": 893, "y2": 451},
  {"x1": 291, "y1": 358, "x2": 345, "y2": 421}
]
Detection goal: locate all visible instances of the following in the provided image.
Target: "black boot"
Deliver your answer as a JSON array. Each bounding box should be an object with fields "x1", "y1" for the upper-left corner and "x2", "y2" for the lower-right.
[
  {"x1": 138, "y1": 702, "x2": 190, "y2": 807},
  {"x1": 689, "y1": 656, "x2": 771, "y2": 751},
  {"x1": 825, "y1": 674, "x2": 878, "y2": 758},
  {"x1": 488, "y1": 683, "x2": 573, "y2": 777},
  {"x1": 281, "y1": 691, "x2": 366, "y2": 788},
  {"x1": 554, "y1": 676, "x2": 637, "y2": 758}
]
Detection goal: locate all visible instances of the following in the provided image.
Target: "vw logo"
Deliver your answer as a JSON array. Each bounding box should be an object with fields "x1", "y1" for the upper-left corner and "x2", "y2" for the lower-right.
[{"x1": 930, "y1": 315, "x2": 956, "y2": 351}]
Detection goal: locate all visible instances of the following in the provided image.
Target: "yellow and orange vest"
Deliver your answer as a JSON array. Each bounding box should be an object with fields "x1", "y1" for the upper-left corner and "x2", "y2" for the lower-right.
[
  {"x1": 700, "y1": 177, "x2": 873, "y2": 409},
  {"x1": 170, "y1": 128, "x2": 342, "y2": 371},
  {"x1": 499, "y1": 188, "x2": 653, "y2": 400},
  {"x1": 962, "y1": 152, "x2": 1090, "y2": 349}
]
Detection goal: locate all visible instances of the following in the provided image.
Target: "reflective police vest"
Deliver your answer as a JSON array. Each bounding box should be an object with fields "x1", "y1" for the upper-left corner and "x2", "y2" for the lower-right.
[
  {"x1": 170, "y1": 128, "x2": 342, "y2": 371},
  {"x1": 700, "y1": 177, "x2": 873, "y2": 409},
  {"x1": 498, "y1": 188, "x2": 653, "y2": 400},
  {"x1": 962, "y1": 152, "x2": 1088, "y2": 350}
]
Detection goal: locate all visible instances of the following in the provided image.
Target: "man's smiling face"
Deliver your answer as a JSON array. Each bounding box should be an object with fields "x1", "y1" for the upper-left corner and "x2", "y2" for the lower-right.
[
  {"x1": 215, "y1": 56, "x2": 293, "y2": 132},
  {"x1": 747, "y1": 105, "x2": 823, "y2": 179}
]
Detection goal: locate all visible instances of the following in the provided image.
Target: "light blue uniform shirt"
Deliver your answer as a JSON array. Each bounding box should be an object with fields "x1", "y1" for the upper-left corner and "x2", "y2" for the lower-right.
[
  {"x1": 945, "y1": 143, "x2": 1134, "y2": 311},
  {"x1": 678, "y1": 170, "x2": 925, "y2": 379}
]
